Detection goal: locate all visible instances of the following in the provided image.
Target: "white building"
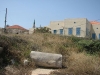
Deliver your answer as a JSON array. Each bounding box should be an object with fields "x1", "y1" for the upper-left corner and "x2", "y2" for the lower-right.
[{"x1": 47, "y1": 18, "x2": 100, "y2": 40}]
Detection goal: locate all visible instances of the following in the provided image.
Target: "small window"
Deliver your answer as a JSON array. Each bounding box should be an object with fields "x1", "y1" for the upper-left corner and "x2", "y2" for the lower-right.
[
  {"x1": 92, "y1": 33, "x2": 96, "y2": 39},
  {"x1": 74, "y1": 22, "x2": 76, "y2": 24},
  {"x1": 60, "y1": 29, "x2": 63, "y2": 35},
  {"x1": 99, "y1": 34, "x2": 100, "y2": 40},
  {"x1": 54, "y1": 30, "x2": 57, "y2": 34},
  {"x1": 68, "y1": 28, "x2": 73, "y2": 35},
  {"x1": 76, "y1": 27, "x2": 81, "y2": 35}
]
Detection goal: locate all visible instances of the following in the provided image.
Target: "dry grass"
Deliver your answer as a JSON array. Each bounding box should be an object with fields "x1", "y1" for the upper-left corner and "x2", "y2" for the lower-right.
[
  {"x1": 66, "y1": 52, "x2": 100, "y2": 75},
  {"x1": 1, "y1": 33, "x2": 100, "y2": 75},
  {"x1": 51, "y1": 52, "x2": 100, "y2": 75}
]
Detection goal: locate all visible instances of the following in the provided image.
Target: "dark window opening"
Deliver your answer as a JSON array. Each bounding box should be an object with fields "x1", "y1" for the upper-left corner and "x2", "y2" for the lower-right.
[
  {"x1": 60, "y1": 29, "x2": 63, "y2": 35},
  {"x1": 76, "y1": 27, "x2": 81, "y2": 35},
  {"x1": 68, "y1": 28, "x2": 73, "y2": 35},
  {"x1": 74, "y1": 22, "x2": 76, "y2": 24}
]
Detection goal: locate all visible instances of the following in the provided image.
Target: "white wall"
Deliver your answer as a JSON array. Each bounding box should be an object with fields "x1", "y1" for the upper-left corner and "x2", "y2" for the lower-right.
[
  {"x1": 91, "y1": 24, "x2": 100, "y2": 39},
  {"x1": 64, "y1": 18, "x2": 87, "y2": 37},
  {"x1": 86, "y1": 19, "x2": 92, "y2": 38},
  {"x1": 47, "y1": 18, "x2": 100, "y2": 40},
  {"x1": 29, "y1": 28, "x2": 35, "y2": 34},
  {"x1": 49, "y1": 21, "x2": 64, "y2": 34}
]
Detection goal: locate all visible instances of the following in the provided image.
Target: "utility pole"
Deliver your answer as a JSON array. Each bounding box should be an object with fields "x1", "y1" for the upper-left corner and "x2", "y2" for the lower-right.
[{"x1": 4, "y1": 8, "x2": 7, "y2": 33}]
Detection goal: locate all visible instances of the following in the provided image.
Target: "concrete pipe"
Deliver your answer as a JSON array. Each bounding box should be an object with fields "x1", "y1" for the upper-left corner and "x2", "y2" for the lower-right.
[{"x1": 30, "y1": 51, "x2": 62, "y2": 68}]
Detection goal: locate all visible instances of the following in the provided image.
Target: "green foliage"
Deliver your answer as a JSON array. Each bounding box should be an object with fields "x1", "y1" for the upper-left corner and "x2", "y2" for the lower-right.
[
  {"x1": 69, "y1": 36, "x2": 83, "y2": 43},
  {"x1": 35, "y1": 27, "x2": 51, "y2": 33},
  {"x1": 68, "y1": 36, "x2": 100, "y2": 54},
  {"x1": 78, "y1": 40, "x2": 93, "y2": 46},
  {"x1": 77, "y1": 40, "x2": 100, "y2": 54}
]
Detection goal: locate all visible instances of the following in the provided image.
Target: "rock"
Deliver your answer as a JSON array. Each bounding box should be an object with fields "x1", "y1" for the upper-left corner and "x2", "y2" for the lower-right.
[
  {"x1": 0, "y1": 47, "x2": 3, "y2": 54},
  {"x1": 30, "y1": 51, "x2": 62, "y2": 68},
  {"x1": 5, "y1": 65, "x2": 20, "y2": 75},
  {"x1": 24, "y1": 59, "x2": 29, "y2": 66},
  {"x1": 11, "y1": 59, "x2": 15, "y2": 65}
]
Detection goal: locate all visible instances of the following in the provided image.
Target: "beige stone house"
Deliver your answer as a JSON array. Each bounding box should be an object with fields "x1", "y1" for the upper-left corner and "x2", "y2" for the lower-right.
[
  {"x1": 29, "y1": 28, "x2": 35, "y2": 34},
  {"x1": 90, "y1": 21, "x2": 100, "y2": 39},
  {"x1": 47, "y1": 18, "x2": 100, "y2": 40}
]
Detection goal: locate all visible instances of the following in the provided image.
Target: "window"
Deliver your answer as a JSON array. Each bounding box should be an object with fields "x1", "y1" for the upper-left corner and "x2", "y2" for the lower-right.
[
  {"x1": 54, "y1": 30, "x2": 57, "y2": 34},
  {"x1": 60, "y1": 29, "x2": 63, "y2": 35},
  {"x1": 99, "y1": 34, "x2": 100, "y2": 40},
  {"x1": 68, "y1": 28, "x2": 73, "y2": 35},
  {"x1": 74, "y1": 22, "x2": 76, "y2": 24},
  {"x1": 76, "y1": 27, "x2": 81, "y2": 35},
  {"x1": 92, "y1": 33, "x2": 95, "y2": 39}
]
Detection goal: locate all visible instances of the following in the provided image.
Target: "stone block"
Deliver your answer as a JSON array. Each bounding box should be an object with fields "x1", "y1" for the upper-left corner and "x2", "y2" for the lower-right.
[{"x1": 30, "y1": 51, "x2": 62, "y2": 68}]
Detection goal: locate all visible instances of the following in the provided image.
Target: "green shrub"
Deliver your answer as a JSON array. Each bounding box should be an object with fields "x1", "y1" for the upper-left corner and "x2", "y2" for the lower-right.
[
  {"x1": 35, "y1": 27, "x2": 51, "y2": 33},
  {"x1": 77, "y1": 40, "x2": 93, "y2": 51},
  {"x1": 69, "y1": 36, "x2": 83, "y2": 43},
  {"x1": 78, "y1": 40, "x2": 100, "y2": 54}
]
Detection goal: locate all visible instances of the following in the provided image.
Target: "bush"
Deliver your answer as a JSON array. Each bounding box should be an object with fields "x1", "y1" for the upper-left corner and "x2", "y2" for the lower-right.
[
  {"x1": 35, "y1": 27, "x2": 51, "y2": 33},
  {"x1": 69, "y1": 36, "x2": 83, "y2": 43},
  {"x1": 77, "y1": 40, "x2": 93, "y2": 52},
  {"x1": 78, "y1": 40, "x2": 100, "y2": 54}
]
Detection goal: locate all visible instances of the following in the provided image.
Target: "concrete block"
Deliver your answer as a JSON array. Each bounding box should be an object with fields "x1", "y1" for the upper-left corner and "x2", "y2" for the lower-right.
[{"x1": 30, "y1": 51, "x2": 62, "y2": 68}]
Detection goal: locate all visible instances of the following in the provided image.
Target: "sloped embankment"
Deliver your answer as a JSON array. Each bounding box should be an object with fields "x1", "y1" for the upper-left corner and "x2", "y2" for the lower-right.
[
  {"x1": 0, "y1": 33, "x2": 100, "y2": 75},
  {"x1": 0, "y1": 34, "x2": 35, "y2": 75}
]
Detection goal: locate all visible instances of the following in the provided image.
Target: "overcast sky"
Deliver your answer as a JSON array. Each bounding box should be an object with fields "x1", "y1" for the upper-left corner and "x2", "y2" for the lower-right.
[{"x1": 0, "y1": 0, "x2": 100, "y2": 29}]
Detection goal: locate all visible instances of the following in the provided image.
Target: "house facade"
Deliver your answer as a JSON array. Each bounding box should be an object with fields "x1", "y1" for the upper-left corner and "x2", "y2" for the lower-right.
[
  {"x1": 6, "y1": 25, "x2": 28, "y2": 34},
  {"x1": 29, "y1": 28, "x2": 35, "y2": 34},
  {"x1": 90, "y1": 21, "x2": 100, "y2": 39},
  {"x1": 48, "y1": 21, "x2": 64, "y2": 34},
  {"x1": 47, "y1": 18, "x2": 100, "y2": 40}
]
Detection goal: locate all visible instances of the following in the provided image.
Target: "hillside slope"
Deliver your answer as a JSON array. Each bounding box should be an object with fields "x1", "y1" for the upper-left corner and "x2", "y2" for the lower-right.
[{"x1": 0, "y1": 33, "x2": 100, "y2": 75}]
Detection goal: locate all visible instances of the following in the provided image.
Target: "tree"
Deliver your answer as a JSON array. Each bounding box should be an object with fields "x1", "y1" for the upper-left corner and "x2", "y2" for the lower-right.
[{"x1": 35, "y1": 27, "x2": 51, "y2": 33}]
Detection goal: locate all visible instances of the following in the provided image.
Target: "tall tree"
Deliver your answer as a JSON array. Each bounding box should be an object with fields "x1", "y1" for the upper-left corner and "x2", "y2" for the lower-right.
[
  {"x1": 33, "y1": 19, "x2": 35, "y2": 28},
  {"x1": 40, "y1": 24, "x2": 41, "y2": 28}
]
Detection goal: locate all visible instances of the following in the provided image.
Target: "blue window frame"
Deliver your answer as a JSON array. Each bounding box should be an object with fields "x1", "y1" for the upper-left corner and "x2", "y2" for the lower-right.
[
  {"x1": 60, "y1": 29, "x2": 63, "y2": 35},
  {"x1": 54, "y1": 30, "x2": 57, "y2": 34},
  {"x1": 92, "y1": 33, "x2": 95, "y2": 39},
  {"x1": 68, "y1": 28, "x2": 73, "y2": 35},
  {"x1": 99, "y1": 34, "x2": 100, "y2": 40},
  {"x1": 76, "y1": 27, "x2": 81, "y2": 35}
]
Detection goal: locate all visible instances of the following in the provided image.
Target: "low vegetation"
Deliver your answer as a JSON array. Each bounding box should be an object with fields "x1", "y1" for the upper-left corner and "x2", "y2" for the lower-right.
[{"x1": 0, "y1": 33, "x2": 100, "y2": 75}]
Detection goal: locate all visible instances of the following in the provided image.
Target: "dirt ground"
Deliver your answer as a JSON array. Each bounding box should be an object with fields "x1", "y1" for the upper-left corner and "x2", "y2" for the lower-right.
[{"x1": 31, "y1": 68, "x2": 57, "y2": 75}]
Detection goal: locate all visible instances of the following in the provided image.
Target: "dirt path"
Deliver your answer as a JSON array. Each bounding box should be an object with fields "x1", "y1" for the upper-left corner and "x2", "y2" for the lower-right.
[{"x1": 31, "y1": 68, "x2": 56, "y2": 75}]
